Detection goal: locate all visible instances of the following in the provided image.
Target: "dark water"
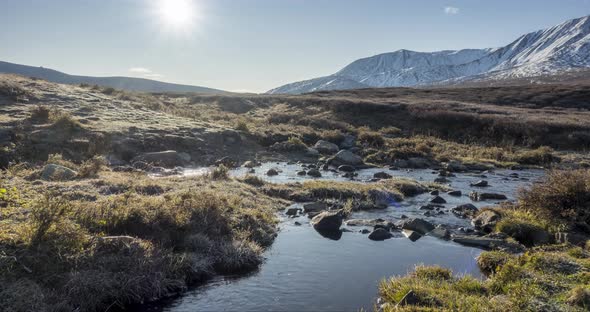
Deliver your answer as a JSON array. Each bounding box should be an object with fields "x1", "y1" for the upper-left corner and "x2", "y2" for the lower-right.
[{"x1": 162, "y1": 164, "x2": 544, "y2": 312}]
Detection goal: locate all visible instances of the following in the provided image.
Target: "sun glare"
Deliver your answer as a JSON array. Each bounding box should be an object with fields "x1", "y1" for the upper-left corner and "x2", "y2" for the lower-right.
[{"x1": 157, "y1": 0, "x2": 196, "y2": 29}]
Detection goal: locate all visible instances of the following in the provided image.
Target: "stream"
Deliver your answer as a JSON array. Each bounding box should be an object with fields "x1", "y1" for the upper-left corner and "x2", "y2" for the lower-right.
[{"x1": 155, "y1": 163, "x2": 544, "y2": 311}]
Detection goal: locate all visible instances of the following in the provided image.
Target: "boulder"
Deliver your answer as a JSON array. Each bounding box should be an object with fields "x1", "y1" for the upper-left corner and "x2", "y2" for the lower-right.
[
  {"x1": 41, "y1": 164, "x2": 78, "y2": 181},
  {"x1": 402, "y1": 230, "x2": 423, "y2": 242},
  {"x1": 429, "y1": 225, "x2": 450, "y2": 240},
  {"x1": 471, "y1": 180, "x2": 489, "y2": 187},
  {"x1": 369, "y1": 189, "x2": 400, "y2": 209},
  {"x1": 266, "y1": 168, "x2": 279, "y2": 176},
  {"x1": 368, "y1": 228, "x2": 393, "y2": 241},
  {"x1": 307, "y1": 168, "x2": 322, "y2": 178},
  {"x1": 242, "y1": 160, "x2": 260, "y2": 168},
  {"x1": 297, "y1": 170, "x2": 307, "y2": 176},
  {"x1": 472, "y1": 210, "x2": 502, "y2": 233},
  {"x1": 338, "y1": 165, "x2": 356, "y2": 172},
  {"x1": 285, "y1": 207, "x2": 301, "y2": 216},
  {"x1": 330, "y1": 150, "x2": 364, "y2": 166},
  {"x1": 313, "y1": 140, "x2": 340, "y2": 154},
  {"x1": 430, "y1": 196, "x2": 446, "y2": 204},
  {"x1": 447, "y1": 190, "x2": 462, "y2": 197},
  {"x1": 407, "y1": 157, "x2": 431, "y2": 169},
  {"x1": 445, "y1": 160, "x2": 467, "y2": 172},
  {"x1": 400, "y1": 218, "x2": 435, "y2": 235},
  {"x1": 132, "y1": 150, "x2": 187, "y2": 168},
  {"x1": 373, "y1": 172, "x2": 392, "y2": 179},
  {"x1": 311, "y1": 210, "x2": 344, "y2": 232},
  {"x1": 470, "y1": 192, "x2": 507, "y2": 201},
  {"x1": 303, "y1": 202, "x2": 327, "y2": 213},
  {"x1": 452, "y1": 204, "x2": 479, "y2": 219},
  {"x1": 430, "y1": 190, "x2": 439, "y2": 196}
]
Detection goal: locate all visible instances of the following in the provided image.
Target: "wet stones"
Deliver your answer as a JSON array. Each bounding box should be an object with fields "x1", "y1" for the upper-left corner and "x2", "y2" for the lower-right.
[
  {"x1": 131, "y1": 150, "x2": 188, "y2": 168},
  {"x1": 428, "y1": 225, "x2": 450, "y2": 240},
  {"x1": 337, "y1": 165, "x2": 355, "y2": 172},
  {"x1": 402, "y1": 230, "x2": 422, "y2": 242},
  {"x1": 285, "y1": 207, "x2": 302, "y2": 216}
]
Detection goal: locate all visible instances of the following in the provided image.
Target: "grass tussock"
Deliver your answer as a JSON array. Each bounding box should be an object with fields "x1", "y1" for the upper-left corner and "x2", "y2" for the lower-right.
[
  {"x1": 0, "y1": 167, "x2": 283, "y2": 311},
  {"x1": 379, "y1": 246, "x2": 590, "y2": 311}
]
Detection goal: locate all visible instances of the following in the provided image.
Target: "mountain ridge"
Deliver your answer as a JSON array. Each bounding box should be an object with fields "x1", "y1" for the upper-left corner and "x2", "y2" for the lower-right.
[
  {"x1": 268, "y1": 15, "x2": 590, "y2": 94},
  {"x1": 0, "y1": 60, "x2": 226, "y2": 94}
]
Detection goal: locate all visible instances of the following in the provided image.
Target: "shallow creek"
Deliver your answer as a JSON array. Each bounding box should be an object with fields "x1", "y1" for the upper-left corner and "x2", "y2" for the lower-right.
[{"x1": 157, "y1": 163, "x2": 544, "y2": 312}]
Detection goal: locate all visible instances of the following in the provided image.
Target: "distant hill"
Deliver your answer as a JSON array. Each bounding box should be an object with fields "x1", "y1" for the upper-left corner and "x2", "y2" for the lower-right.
[
  {"x1": 0, "y1": 61, "x2": 226, "y2": 94},
  {"x1": 269, "y1": 15, "x2": 590, "y2": 94}
]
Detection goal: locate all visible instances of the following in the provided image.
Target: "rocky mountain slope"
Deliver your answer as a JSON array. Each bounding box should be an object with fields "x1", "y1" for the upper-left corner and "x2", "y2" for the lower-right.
[
  {"x1": 269, "y1": 15, "x2": 590, "y2": 94},
  {"x1": 0, "y1": 60, "x2": 226, "y2": 94}
]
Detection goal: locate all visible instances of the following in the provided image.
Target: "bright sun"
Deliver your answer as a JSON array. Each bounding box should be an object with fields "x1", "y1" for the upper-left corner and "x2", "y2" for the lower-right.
[{"x1": 158, "y1": 0, "x2": 196, "y2": 28}]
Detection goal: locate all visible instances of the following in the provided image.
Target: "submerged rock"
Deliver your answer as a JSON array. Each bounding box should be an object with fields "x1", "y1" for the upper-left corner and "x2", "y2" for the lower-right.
[
  {"x1": 311, "y1": 210, "x2": 344, "y2": 232},
  {"x1": 368, "y1": 228, "x2": 393, "y2": 241},
  {"x1": 452, "y1": 235, "x2": 525, "y2": 253},
  {"x1": 41, "y1": 164, "x2": 78, "y2": 181},
  {"x1": 429, "y1": 225, "x2": 450, "y2": 240}
]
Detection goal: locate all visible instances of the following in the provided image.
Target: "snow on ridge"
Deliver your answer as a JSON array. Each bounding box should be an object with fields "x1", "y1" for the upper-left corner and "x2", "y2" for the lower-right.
[{"x1": 268, "y1": 15, "x2": 590, "y2": 94}]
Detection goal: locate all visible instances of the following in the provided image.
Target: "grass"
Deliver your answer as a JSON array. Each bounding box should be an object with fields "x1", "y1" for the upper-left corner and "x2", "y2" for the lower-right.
[
  {"x1": 378, "y1": 169, "x2": 590, "y2": 311},
  {"x1": 379, "y1": 246, "x2": 590, "y2": 311},
  {"x1": 0, "y1": 164, "x2": 284, "y2": 311}
]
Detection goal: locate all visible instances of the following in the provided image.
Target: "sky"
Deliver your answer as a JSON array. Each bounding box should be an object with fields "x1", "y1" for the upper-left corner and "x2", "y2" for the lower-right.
[{"x1": 0, "y1": 0, "x2": 588, "y2": 93}]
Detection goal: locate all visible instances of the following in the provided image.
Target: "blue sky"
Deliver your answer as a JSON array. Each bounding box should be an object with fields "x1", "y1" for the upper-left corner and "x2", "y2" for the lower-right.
[{"x1": 0, "y1": 0, "x2": 588, "y2": 92}]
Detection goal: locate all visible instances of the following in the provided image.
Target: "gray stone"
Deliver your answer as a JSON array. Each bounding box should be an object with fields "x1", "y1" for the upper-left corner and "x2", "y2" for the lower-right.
[
  {"x1": 447, "y1": 190, "x2": 462, "y2": 197},
  {"x1": 338, "y1": 165, "x2": 355, "y2": 172},
  {"x1": 369, "y1": 228, "x2": 393, "y2": 241},
  {"x1": 400, "y1": 218, "x2": 435, "y2": 235},
  {"x1": 470, "y1": 192, "x2": 507, "y2": 201},
  {"x1": 330, "y1": 150, "x2": 364, "y2": 166},
  {"x1": 307, "y1": 168, "x2": 322, "y2": 177},
  {"x1": 303, "y1": 202, "x2": 327, "y2": 213},
  {"x1": 313, "y1": 140, "x2": 340, "y2": 154},
  {"x1": 285, "y1": 207, "x2": 301, "y2": 216},
  {"x1": 132, "y1": 150, "x2": 187, "y2": 168},
  {"x1": 311, "y1": 210, "x2": 344, "y2": 232},
  {"x1": 452, "y1": 203, "x2": 479, "y2": 219},
  {"x1": 472, "y1": 209, "x2": 501, "y2": 232},
  {"x1": 429, "y1": 225, "x2": 450, "y2": 240},
  {"x1": 402, "y1": 230, "x2": 422, "y2": 242},
  {"x1": 41, "y1": 164, "x2": 78, "y2": 181},
  {"x1": 266, "y1": 168, "x2": 279, "y2": 176},
  {"x1": 373, "y1": 171, "x2": 392, "y2": 179},
  {"x1": 430, "y1": 196, "x2": 447, "y2": 204},
  {"x1": 471, "y1": 180, "x2": 489, "y2": 187}
]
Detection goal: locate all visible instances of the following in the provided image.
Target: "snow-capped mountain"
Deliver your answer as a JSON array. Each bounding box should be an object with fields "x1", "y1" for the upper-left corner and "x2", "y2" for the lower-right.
[{"x1": 268, "y1": 15, "x2": 590, "y2": 94}]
